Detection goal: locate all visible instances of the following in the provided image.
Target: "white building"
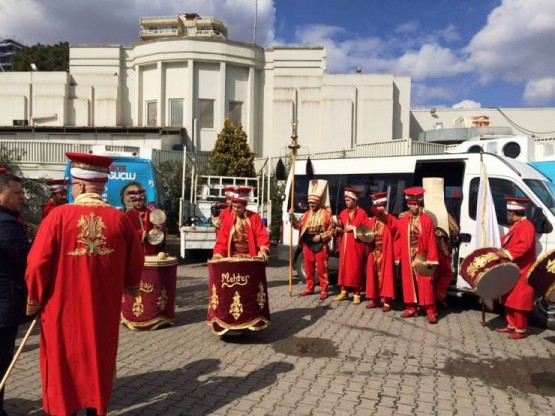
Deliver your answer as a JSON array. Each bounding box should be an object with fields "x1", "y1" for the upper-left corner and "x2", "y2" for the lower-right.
[{"x1": 0, "y1": 13, "x2": 410, "y2": 157}]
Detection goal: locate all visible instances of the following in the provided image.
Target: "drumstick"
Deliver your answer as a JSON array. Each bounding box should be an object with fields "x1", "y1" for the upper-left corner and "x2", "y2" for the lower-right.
[
  {"x1": 481, "y1": 302, "x2": 486, "y2": 326},
  {"x1": 0, "y1": 315, "x2": 39, "y2": 391}
]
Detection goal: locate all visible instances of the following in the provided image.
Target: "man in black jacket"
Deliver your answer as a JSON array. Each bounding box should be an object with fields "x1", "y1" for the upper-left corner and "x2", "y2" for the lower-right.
[{"x1": 0, "y1": 173, "x2": 30, "y2": 415}]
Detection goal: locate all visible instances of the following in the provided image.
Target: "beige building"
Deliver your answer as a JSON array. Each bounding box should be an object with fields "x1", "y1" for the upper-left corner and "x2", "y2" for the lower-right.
[{"x1": 0, "y1": 13, "x2": 410, "y2": 158}]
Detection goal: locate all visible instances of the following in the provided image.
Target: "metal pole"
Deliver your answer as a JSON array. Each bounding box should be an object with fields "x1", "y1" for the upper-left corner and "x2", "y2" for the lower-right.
[{"x1": 288, "y1": 104, "x2": 300, "y2": 296}]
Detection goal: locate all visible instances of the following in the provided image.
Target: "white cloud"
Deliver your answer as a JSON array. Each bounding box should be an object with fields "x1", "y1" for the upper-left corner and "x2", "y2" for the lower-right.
[
  {"x1": 452, "y1": 100, "x2": 482, "y2": 109},
  {"x1": 0, "y1": 0, "x2": 276, "y2": 46},
  {"x1": 393, "y1": 44, "x2": 469, "y2": 80},
  {"x1": 524, "y1": 78, "x2": 555, "y2": 105},
  {"x1": 466, "y1": 0, "x2": 555, "y2": 85}
]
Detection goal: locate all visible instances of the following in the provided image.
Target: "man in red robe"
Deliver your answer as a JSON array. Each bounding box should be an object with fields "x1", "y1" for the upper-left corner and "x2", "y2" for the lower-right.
[
  {"x1": 25, "y1": 152, "x2": 144, "y2": 416},
  {"x1": 211, "y1": 186, "x2": 271, "y2": 334},
  {"x1": 394, "y1": 188, "x2": 439, "y2": 323},
  {"x1": 495, "y1": 197, "x2": 536, "y2": 340},
  {"x1": 289, "y1": 179, "x2": 334, "y2": 300},
  {"x1": 41, "y1": 179, "x2": 68, "y2": 219},
  {"x1": 362, "y1": 192, "x2": 397, "y2": 312},
  {"x1": 333, "y1": 186, "x2": 367, "y2": 304},
  {"x1": 126, "y1": 188, "x2": 160, "y2": 255}
]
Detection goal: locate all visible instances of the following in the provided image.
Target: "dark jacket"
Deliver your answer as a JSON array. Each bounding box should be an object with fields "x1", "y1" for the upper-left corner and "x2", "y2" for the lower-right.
[{"x1": 0, "y1": 206, "x2": 30, "y2": 327}]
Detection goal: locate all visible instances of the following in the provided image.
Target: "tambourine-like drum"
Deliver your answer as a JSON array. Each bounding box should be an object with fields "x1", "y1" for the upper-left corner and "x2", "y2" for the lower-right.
[
  {"x1": 146, "y1": 228, "x2": 165, "y2": 245},
  {"x1": 121, "y1": 254, "x2": 178, "y2": 330},
  {"x1": 150, "y1": 209, "x2": 167, "y2": 225},
  {"x1": 207, "y1": 257, "x2": 271, "y2": 335},
  {"x1": 527, "y1": 248, "x2": 555, "y2": 303},
  {"x1": 460, "y1": 247, "x2": 520, "y2": 299}
]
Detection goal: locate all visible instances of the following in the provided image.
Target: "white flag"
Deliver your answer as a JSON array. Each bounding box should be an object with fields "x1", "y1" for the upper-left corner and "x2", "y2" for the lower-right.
[{"x1": 475, "y1": 162, "x2": 501, "y2": 248}]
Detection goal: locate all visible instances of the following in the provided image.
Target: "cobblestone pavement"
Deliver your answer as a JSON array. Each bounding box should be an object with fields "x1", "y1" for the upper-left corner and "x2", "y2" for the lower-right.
[{"x1": 4, "y1": 251, "x2": 555, "y2": 416}]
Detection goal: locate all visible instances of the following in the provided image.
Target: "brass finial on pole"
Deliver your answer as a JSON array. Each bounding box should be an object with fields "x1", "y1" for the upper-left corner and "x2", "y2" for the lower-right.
[{"x1": 288, "y1": 101, "x2": 300, "y2": 297}]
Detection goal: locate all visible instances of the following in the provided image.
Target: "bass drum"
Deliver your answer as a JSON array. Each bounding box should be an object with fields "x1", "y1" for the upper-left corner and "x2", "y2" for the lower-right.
[{"x1": 460, "y1": 247, "x2": 520, "y2": 299}]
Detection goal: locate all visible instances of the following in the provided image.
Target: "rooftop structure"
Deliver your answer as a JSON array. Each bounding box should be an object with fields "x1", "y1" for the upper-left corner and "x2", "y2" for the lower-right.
[
  {"x1": 0, "y1": 38, "x2": 24, "y2": 71},
  {"x1": 139, "y1": 12, "x2": 228, "y2": 42}
]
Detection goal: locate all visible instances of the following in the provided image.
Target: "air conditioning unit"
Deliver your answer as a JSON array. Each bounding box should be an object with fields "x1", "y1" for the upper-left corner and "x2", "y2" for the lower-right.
[
  {"x1": 13, "y1": 119, "x2": 28, "y2": 126},
  {"x1": 446, "y1": 135, "x2": 535, "y2": 162}
]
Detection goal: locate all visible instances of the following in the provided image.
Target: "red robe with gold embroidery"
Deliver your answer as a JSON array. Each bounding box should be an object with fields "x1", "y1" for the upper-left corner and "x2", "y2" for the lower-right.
[
  {"x1": 213, "y1": 210, "x2": 270, "y2": 257},
  {"x1": 25, "y1": 193, "x2": 144, "y2": 416},
  {"x1": 394, "y1": 212, "x2": 439, "y2": 305},
  {"x1": 126, "y1": 207, "x2": 156, "y2": 255},
  {"x1": 501, "y1": 218, "x2": 536, "y2": 311},
  {"x1": 337, "y1": 207, "x2": 367, "y2": 289},
  {"x1": 363, "y1": 213, "x2": 397, "y2": 300}
]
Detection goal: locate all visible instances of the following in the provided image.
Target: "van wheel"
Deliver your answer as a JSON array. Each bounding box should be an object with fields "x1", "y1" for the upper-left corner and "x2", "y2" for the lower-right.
[
  {"x1": 530, "y1": 293, "x2": 555, "y2": 329},
  {"x1": 295, "y1": 251, "x2": 320, "y2": 286}
]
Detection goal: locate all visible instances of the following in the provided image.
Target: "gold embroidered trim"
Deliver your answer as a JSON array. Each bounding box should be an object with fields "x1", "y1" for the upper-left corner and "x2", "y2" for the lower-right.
[
  {"x1": 120, "y1": 313, "x2": 174, "y2": 330},
  {"x1": 207, "y1": 316, "x2": 271, "y2": 335},
  {"x1": 210, "y1": 284, "x2": 219, "y2": 310},
  {"x1": 132, "y1": 295, "x2": 144, "y2": 317},
  {"x1": 257, "y1": 282, "x2": 266, "y2": 309},
  {"x1": 157, "y1": 287, "x2": 168, "y2": 310},
  {"x1": 67, "y1": 212, "x2": 115, "y2": 256},
  {"x1": 229, "y1": 291, "x2": 243, "y2": 320}
]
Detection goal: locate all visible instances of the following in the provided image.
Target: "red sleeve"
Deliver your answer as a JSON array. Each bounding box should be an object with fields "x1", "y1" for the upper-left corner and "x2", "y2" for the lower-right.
[
  {"x1": 126, "y1": 209, "x2": 144, "y2": 242},
  {"x1": 121, "y1": 214, "x2": 144, "y2": 290},
  {"x1": 25, "y1": 211, "x2": 60, "y2": 312},
  {"x1": 505, "y1": 221, "x2": 535, "y2": 261},
  {"x1": 422, "y1": 214, "x2": 439, "y2": 264},
  {"x1": 213, "y1": 213, "x2": 233, "y2": 257},
  {"x1": 251, "y1": 212, "x2": 270, "y2": 254}
]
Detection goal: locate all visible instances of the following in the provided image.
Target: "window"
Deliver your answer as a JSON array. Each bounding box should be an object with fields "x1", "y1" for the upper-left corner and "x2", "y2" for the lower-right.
[
  {"x1": 228, "y1": 101, "x2": 243, "y2": 126},
  {"x1": 468, "y1": 177, "x2": 531, "y2": 227},
  {"x1": 146, "y1": 101, "x2": 157, "y2": 127},
  {"x1": 169, "y1": 99, "x2": 184, "y2": 127},
  {"x1": 199, "y1": 99, "x2": 214, "y2": 129}
]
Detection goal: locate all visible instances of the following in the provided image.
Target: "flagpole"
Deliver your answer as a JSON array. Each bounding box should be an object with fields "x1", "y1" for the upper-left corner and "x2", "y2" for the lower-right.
[{"x1": 288, "y1": 101, "x2": 300, "y2": 297}]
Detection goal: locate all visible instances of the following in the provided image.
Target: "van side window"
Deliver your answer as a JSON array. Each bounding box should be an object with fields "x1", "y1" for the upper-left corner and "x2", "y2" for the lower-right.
[{"x1": 469, "y1": 178, "x2": 532, "y2": 227}]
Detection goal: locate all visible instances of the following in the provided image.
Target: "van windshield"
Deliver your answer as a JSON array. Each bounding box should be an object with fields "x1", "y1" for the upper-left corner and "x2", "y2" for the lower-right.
[{"x1": 524, "y1": 179, "x2": 555, "y2": 215}]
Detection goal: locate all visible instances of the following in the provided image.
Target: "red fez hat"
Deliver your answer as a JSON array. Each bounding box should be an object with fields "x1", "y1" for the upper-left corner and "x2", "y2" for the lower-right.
[
  {"x1": 66, "y1": 152, "x2": 114, "y2": 183},
  {"x1": 224, "y1": 185, "x2": 236, "y2": 200},
  {"x1": 404, "y1": 187, "x2": 425, "y2": 203},
  {"x1": 230, "y1": 186, "x2": 251, "y2": 205},
  {"x1": 46, "y1": 179, "x2": 68, "y2": 195},
  {"x1": 344, "y1": 186, "x2": 361, "y2": 200},
  {"x1": 127, "y1": 189, "x2": 146, "y2": 201},
  {"x1": 505, "y1": 196, "x2": 530, "y2": 211},
  {"x1": 370, "y1": 192, "x2": 388, "y2": 205},
  {"x1": 0, "y1": 168, "x2": 6, "y2": 174}
]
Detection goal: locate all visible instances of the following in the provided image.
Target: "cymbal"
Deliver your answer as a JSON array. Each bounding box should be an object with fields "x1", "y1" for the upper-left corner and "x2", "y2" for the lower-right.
[
  {"x1": 355, "y1": 224, "x2": 375, "y2": 243},
  {"x1": 150, "y1": 209, "x2": 166, "y2": 225},
  {"x1": 412, "y1": 253, "x2": 436, "y2": 277}
]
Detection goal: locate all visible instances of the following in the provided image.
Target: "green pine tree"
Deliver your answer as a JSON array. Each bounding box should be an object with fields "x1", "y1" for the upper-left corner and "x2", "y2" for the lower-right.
[{"x1": 208, "y1": 118, "x2": 255, "y2": 177}]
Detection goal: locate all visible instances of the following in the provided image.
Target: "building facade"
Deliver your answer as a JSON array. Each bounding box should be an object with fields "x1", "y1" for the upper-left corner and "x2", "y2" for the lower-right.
[
  {"x1": 0, "y1": 38, "x2": 23, "y2": 72},
  {"x1": 0, "y1": 13, "x2": 411, "y2": 157}
]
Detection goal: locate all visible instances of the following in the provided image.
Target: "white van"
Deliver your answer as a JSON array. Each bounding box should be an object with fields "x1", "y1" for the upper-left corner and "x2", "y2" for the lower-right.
[{"x1": 279, "y1": 152, "x2": 555, "y2": 328}]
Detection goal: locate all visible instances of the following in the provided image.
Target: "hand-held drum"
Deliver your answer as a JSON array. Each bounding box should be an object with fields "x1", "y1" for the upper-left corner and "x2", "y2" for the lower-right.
[
  {"x1": 460, "y1": 247, "x2": 520, "y2": 299},
  {"x1": 121, "y1": 254, "x2": 178, "y2": 330},
  {"x1": 207, "y1": 256, "x2": 271, "y2": 335},
  {"x1": 527, "y1": 248, "x2": 555, "y2": 303}
]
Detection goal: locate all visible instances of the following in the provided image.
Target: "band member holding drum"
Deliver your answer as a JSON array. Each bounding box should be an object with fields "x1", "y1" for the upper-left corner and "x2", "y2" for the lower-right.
[
  {"x1": 289, "y1": 179, "x2": 334, "y2": 300},
  {"x1": 25, "y1": 152, "x2": 144, "y2": 416},
  {"x1": 496, "y1": 196, "x2": 536, "y2": 340},
  {"x1": 333, "y1": 186, "x2": 367, "y2": 304},
  {"x1": 394, "y1": 188, "x2": 439, "y2": 323},
  {"x1": 210, "y1": 186, "x2": 271, "y2": 334},
  {"x1": 41, "y1": 179, "x2": 68, "y2": 219},
  {"x1": 362, "y1": 192, "x2": 397, "y2": 312},
  {"x1": 126, "y1": 188, "x2": 162, "y2": 255}
]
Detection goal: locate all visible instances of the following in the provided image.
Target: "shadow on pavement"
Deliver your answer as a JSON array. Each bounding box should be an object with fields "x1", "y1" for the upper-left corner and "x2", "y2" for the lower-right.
[
  {"x1": 110, "y1": 358, "x2": 294, "y2": 415},
  {"x1": 5, "y1": 397, "x2": 43, "y2": 415}
]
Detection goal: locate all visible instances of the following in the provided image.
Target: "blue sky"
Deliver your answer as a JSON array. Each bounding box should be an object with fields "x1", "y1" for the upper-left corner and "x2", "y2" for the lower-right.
[{"x1": 1, "y1": 0, "x2": 554, "y2": 109}]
